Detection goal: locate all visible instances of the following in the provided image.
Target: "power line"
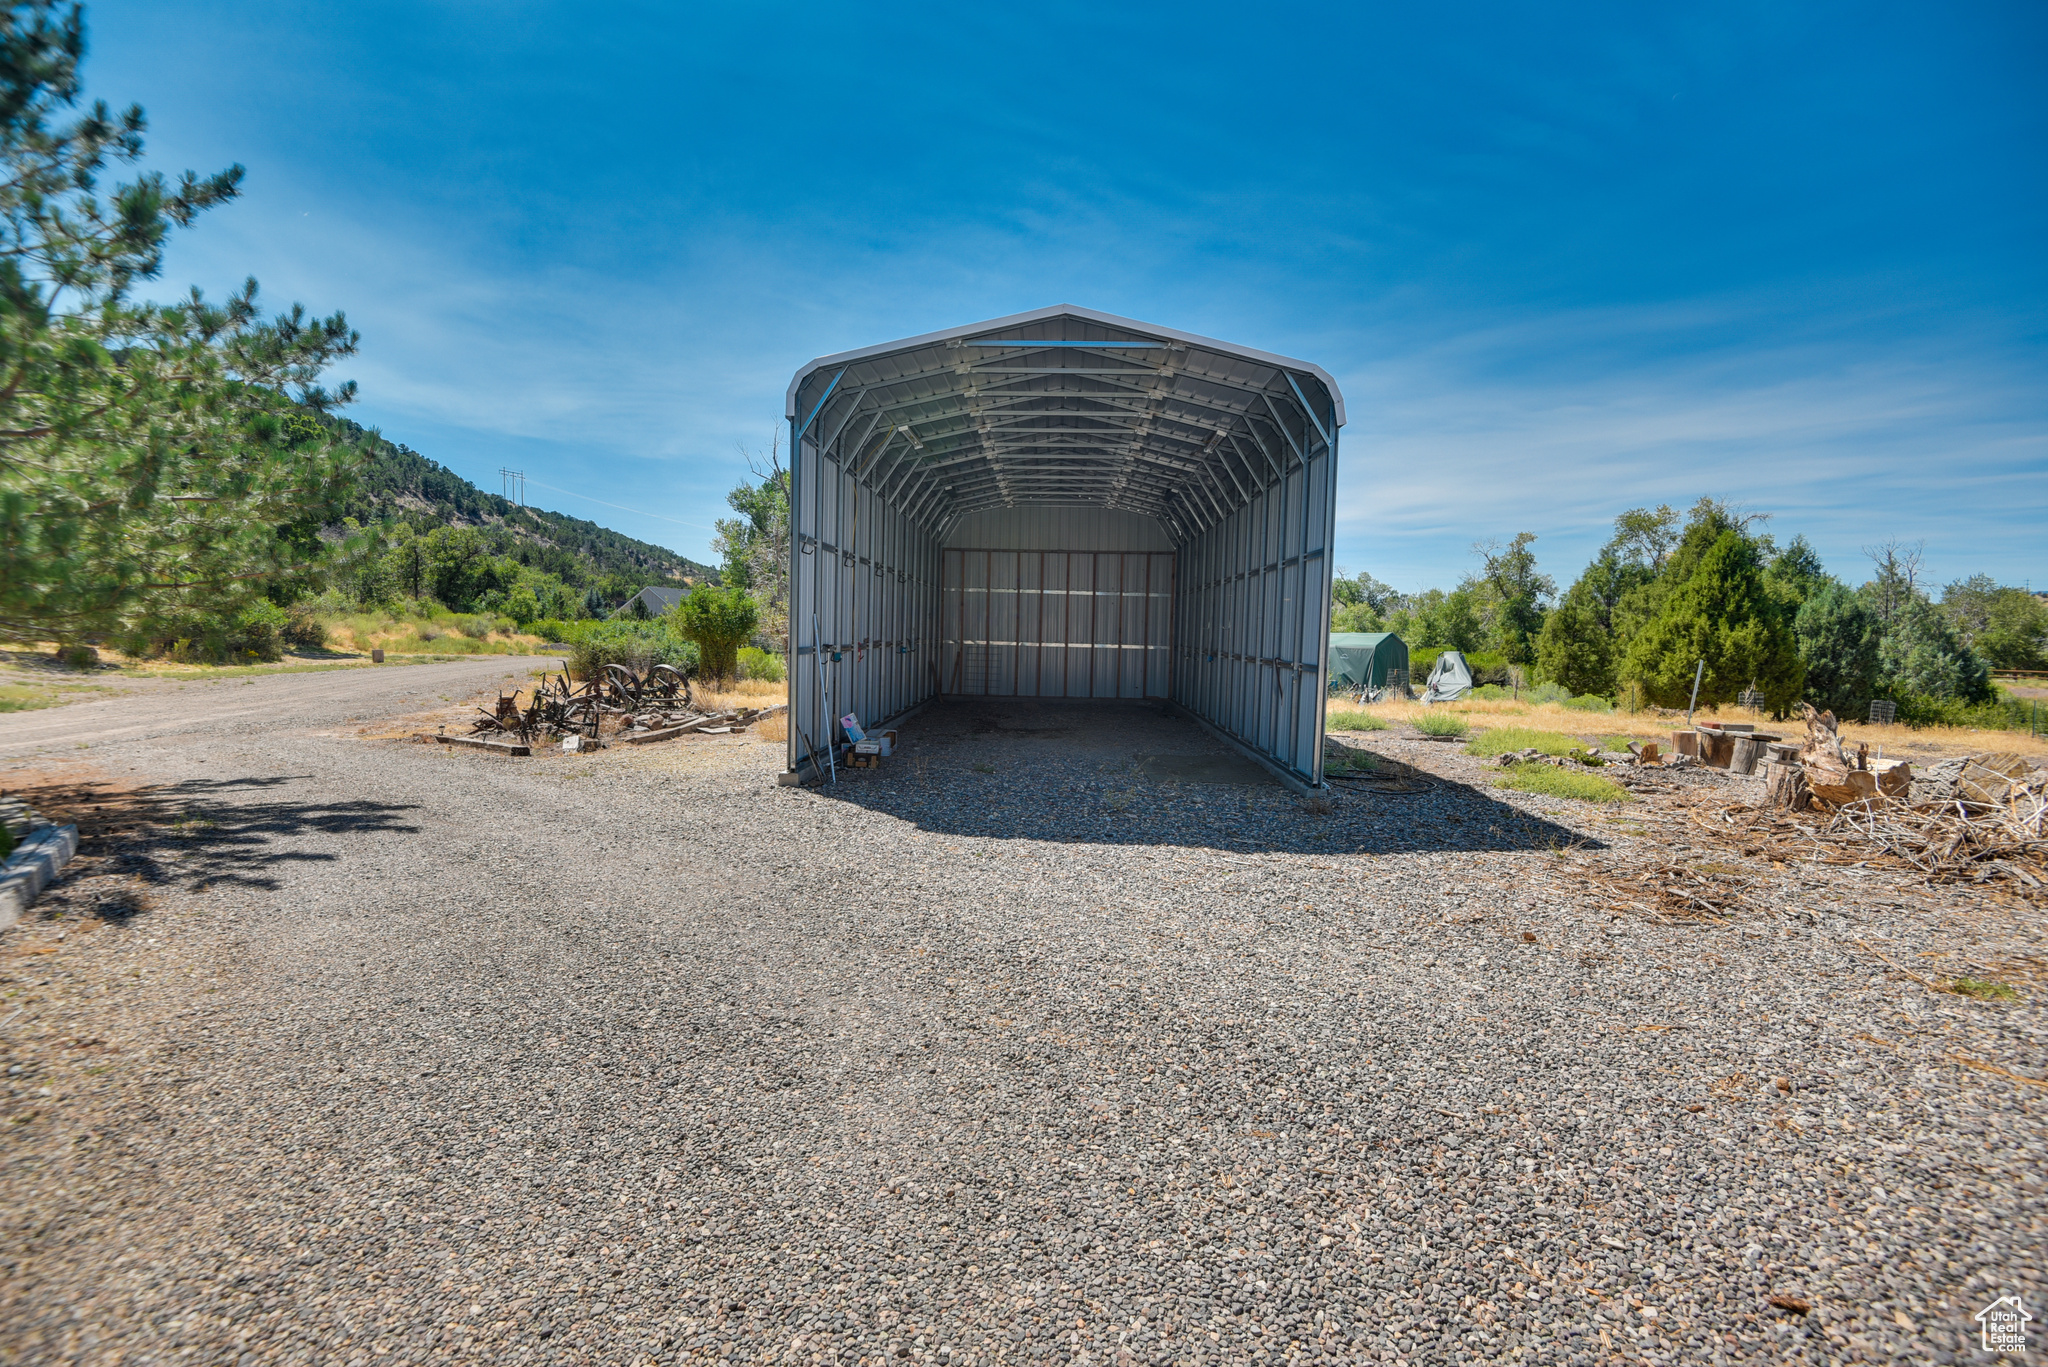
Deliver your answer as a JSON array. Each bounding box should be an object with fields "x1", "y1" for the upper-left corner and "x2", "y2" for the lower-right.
[{"x1": 516, "y1": 475, "x2": 716, "y2": 532}]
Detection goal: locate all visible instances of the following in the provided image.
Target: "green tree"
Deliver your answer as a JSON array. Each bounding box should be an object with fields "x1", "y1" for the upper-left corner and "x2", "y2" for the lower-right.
[
  {"x1": 1533, "y1": 588, "x2": 1612, "y2": 697},
  {"x1": 712, "y1": 445, "x2": 789, "y2": 651},
  {"x1": 1792, "y1": 583, "x2": 1879, "y2": 717},
  {"x1": 1942, "y1": 575, "x2": 2048, "y2": 671},
  {"x1": 1476, "y1": 532, "x2": 1553, "y2": 665},
  {"x1": 671, "y1": 583, "x2": 759, "y2": 685},
  {"x1": 0, "y1": 2, "x2": 362, "y2": 649},
  {"x1": 1330, "y1": 600, "x2": 1383, "y2": 633},
  {"x1": 504, "y1": 582, "x2": 541, "y2": 626},
  {"x1": 1763, "y1": 534, "x2": 1830, "y2": 614},
  {"x1": 1621, "y1": 530, "x2": 1805, "y2": 713},
  {"x1": 1606, "y1": 504, "x2": 1680, "y2": 570},
  {"x1": 1877, "y1": 594, "x2": 1992, "y2": 703},
  {"x1": 1389, "y1": 585, "x2": 1484, "y2": 653}
]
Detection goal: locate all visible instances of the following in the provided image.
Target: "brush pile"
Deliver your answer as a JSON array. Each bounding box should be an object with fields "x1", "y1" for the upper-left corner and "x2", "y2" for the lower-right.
[
  {"x1": 1701, "y1": 704, "x2": 2048, "y2": 899},
  {"x1": 1821, "y1": 752, "x2": 2047, "y2": 893}
]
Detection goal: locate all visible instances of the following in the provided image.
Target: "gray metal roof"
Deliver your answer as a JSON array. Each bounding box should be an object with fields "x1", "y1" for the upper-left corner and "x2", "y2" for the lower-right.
[{"x1": 785, "y1": 305, "x2": 1344, "y2": 538}]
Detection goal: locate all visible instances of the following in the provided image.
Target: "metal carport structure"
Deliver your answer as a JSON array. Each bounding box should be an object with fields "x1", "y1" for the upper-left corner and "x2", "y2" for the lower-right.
[{"x1": 783, "y1": 305, "x2": 1343, "y2": 790}]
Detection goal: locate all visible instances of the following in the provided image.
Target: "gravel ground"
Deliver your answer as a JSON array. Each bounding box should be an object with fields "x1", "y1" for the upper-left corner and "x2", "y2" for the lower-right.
[{"x1": 1, "y1": 688, "x2": 2042, "y2": 1367}]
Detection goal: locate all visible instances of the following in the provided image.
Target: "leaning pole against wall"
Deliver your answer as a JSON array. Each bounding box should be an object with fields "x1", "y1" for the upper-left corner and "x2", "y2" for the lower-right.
[{"x1": 780, "y1": 305, "x2": 1342, "y2": 792}]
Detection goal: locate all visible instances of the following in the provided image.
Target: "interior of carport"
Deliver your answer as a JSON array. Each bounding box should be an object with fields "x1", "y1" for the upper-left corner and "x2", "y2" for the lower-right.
[{"x1": 782, "y1": 305, "x2": 1343, "y2": 791}]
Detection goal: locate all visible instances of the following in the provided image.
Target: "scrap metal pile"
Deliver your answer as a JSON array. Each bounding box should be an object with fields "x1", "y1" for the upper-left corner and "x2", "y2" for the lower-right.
[{"x1": 462, "y1": 665, "x2": 778, "y2": 749}]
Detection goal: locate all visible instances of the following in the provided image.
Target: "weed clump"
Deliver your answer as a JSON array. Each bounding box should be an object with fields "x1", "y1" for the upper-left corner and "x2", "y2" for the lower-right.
[
  {"x1": 1464, "y1": 726, "x2": 1577, "y2": 757},
  {"x1": 1414, "y1": 712, "x2": 1469, "y2": 738},
  {"x1": 1493, "y1": 767, "x2": 1633, "y2": 804},
  {"x1": 1946, "y1": 977, "x2": 2019, "y2": 1002},
  {"x1": 1328, "y1": 712, "x2": 1388, "y2": 732}
]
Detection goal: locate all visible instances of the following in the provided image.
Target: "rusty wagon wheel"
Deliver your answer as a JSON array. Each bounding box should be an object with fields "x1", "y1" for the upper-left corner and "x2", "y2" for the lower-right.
[
  {"x1": 602, "y1": 663, "x2": 641, "y2": 707},
  {"x1": 645, "y1": 664, "x2": 689, "y2": 703}
]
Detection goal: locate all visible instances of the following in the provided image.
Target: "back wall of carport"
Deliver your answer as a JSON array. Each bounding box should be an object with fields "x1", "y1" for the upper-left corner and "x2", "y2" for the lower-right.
[{"x1": 784, "y1": 305, "x2": 1342, "y2": 790}]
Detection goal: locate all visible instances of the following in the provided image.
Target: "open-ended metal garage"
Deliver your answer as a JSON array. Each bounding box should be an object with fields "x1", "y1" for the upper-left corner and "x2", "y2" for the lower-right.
[{"x1": 783, "y1": 305, "x2": 1343, "y2": 790}]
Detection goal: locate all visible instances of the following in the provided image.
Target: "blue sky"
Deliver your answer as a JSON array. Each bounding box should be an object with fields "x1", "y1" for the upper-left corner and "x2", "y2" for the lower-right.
[{"x1": 92, "y1": 1, "x2": 2047, "y2": 594}]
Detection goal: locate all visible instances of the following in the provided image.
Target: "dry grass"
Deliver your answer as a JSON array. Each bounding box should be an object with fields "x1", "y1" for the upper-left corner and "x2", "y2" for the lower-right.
[
  {"x1": 320, "y1": 614, "x2": 550, "y2": 658},
  {"x1": 755, "y1": 712, "x2": 788, "y2": 743},
  {"x1": 1325, "y1": 695, "x2": 2048, "y2": 761},
  {"x1": 693, "y1": 678, "x2": 784, "y2": 713}
]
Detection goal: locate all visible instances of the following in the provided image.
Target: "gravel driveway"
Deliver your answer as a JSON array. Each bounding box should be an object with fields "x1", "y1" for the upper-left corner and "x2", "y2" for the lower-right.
[{"x1": 1, "y1": 687, "x2": 2041, "y2": 1367}]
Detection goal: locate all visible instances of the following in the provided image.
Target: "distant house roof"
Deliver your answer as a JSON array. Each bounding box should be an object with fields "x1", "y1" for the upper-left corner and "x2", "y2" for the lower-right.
[{"x1": 625, "y1": 586, "x2": 685, "y2": 616}]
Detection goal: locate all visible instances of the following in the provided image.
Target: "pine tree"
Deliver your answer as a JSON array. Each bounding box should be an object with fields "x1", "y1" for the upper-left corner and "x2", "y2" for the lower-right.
[
  {"x1": 1875, "y1": 594, "x2": 1992, "y2": 703},
  {"x1": 1792, "y1": 583, "x2": 1878, "y2": 716},
  {"x1": 1764, "y1": 535, "x2": 1830, "y2": 614},
  {"x1": 1621, "y1": 530, "x2": 1805, "y2": 713},
  {"x1": 0, "y1": 1, "x2": 362, "y2": 650},
  {"x1": 1533, "y1": 588, "x2": 1612, "y2": 697}
]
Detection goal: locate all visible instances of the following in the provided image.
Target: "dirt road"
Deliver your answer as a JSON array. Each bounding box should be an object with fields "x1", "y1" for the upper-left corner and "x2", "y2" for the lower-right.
[{"x1": 0, "y1": 656, "x2": 560, "y2": 757}]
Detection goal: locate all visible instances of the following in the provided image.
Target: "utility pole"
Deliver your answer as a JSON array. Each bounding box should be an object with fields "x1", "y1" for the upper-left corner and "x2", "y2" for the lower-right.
[{"x1": 499, "y1": 469, "x2": 526, "y2": 507}]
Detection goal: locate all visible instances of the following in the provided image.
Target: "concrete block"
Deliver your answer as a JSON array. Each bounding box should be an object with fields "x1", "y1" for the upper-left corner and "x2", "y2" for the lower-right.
[{"x1": 0, "y1": 824, "x2": 79, "y2": 930}]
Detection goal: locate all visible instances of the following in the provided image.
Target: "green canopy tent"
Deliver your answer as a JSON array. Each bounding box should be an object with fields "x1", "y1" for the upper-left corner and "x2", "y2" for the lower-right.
[{"x1": 1328, "y1": 632, "x2": 1410, "y2": 693}]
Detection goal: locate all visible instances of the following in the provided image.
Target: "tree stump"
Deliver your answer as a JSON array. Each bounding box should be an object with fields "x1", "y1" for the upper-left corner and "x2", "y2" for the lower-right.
[
  {"x1": 1698, "y1": 730, "x2": 1736, "y2": 768},
  {"x1": 1763, "y1": 761, "x2": 1809, "y2": 810}
]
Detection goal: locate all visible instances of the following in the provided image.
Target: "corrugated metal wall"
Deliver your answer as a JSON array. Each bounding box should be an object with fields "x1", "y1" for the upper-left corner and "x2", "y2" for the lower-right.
[
  {"x1": 787, "y1": 424, "x2": 942, "y2": 766},
  {"x1": 1170, "y1": 420, "x2": 1337, "y2": 787},
  {"x1": 940, "y1": 549, "x2": 1174, "y2": 698},
  {"x1": 942, "y1": 505, "x2": 1174, "y2": 553},
  {"x1": 785, "y1": 309, "x2": 1340, "y2": 790}
]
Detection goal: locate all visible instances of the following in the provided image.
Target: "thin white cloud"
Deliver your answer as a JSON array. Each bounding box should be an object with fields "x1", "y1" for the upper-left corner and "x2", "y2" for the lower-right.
[{"x1": 1333, "y1": 300, "x2": 2046, "y2": 592}]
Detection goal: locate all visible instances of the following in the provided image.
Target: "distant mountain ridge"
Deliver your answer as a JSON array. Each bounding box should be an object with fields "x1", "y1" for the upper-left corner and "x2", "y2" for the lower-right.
[{"x1": 335, "y1": 424, "x2": 718, "y2": 591}]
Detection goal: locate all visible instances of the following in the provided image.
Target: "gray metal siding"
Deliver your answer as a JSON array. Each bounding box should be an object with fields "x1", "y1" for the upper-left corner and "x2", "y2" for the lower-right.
[
  {"x1": 788, "y1": 424, "x2": 942, "y2": 765},
  {"x1": 1170, "y1": 414, "x2": 1335, "y2": 786},
  {"x1": 943, "y1": 505, "x2": 1174, "y2": 553},
  {"x1": 940, "y1": 549, "x2": 1174, "y2": 698},
  {"x1": 786, "y1": 308, "x2": 1340, "y2": 789}
]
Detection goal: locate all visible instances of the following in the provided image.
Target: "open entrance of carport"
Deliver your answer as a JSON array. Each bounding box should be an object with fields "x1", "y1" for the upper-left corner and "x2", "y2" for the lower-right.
[{"x1": 783, "y1": 305, "x2": 1344, "y2": 791}]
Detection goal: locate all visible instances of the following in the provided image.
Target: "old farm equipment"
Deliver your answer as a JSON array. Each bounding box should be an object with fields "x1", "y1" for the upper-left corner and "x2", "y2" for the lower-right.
[{"x1": 455, "y1": 663, "x2": 778, "y2": 751}]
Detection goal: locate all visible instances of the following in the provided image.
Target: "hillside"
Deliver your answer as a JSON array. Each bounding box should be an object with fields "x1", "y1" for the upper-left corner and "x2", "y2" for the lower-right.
[{"x1": 335, "y1": 424, "x2": 718, "y2": 594}]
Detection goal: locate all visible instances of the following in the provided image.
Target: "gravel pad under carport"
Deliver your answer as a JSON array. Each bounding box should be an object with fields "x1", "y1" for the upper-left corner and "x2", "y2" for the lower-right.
[{"x1": 0, "y1": 694, "x2": 2042, "y2": 1367}]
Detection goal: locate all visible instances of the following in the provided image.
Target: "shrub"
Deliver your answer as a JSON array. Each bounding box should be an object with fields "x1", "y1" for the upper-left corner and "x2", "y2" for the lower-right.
[
  {"x1": 530, "y1": 618, "x2": 571, "y2": 644},
  {"x1": 1414, "y1": 712, "x2": 1469, "y2": 738},
  {"x1": 563, "y1": 620, "x2": 697, "y2": 681},
  {"x1": 1888, "y1": 690, "x2": 2042, "y2": 733},
  {"x1": 281, "y1": 604, "x2": 327, "y2": 651},
  {"x1": 672, "y1": 585, "x2": 759, "y2": 685},
  {"x1": 737, "y1": 646, "x2": 786, "y2": 683},
  {"x1": 1494, "y1": 767, "x2": 1633, "y2": 803},
  {"x1": 1327, "y1": 712, "x2": 1388, "y2": 731},
  {"x1": 127, "y1": 599, "x2": 292, "y2": 663}
]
